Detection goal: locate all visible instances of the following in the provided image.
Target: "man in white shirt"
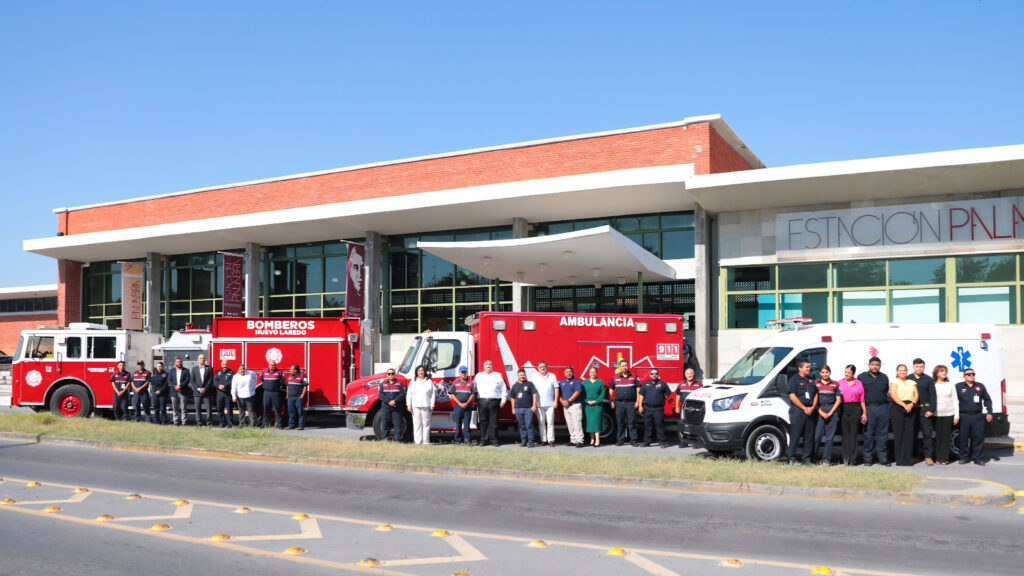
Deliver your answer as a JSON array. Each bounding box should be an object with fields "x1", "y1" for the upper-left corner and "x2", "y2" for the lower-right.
[
  {"x1": 473, "y1": 360, "x2": 508, "y2": 447},
  {"x1": 531, "y1": 361, "x2": 560, "y2": 447},
  {"x1": 231, "y1": 364, "x2": 258, "y2": 426}
]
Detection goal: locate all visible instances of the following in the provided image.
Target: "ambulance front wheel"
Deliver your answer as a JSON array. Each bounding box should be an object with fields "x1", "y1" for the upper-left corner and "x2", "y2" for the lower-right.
[
  {"x1": 49, "y1": 384, "x2": 92, "y2": 418},
  {"x1": 745, "y1": 424, "x2": 786, "y2": 462}
]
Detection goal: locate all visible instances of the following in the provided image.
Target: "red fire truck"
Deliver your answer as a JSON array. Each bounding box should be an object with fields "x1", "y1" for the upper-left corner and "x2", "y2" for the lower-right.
[
  {"x1": 10, "y1": 323, "x2": 163, "y2": 417},
  {"x1": 343, "y1": 311, "x2": 695, "y2": 441},
  {"x1": 209, "y1": 317, "x2": 360, "y2": 411}
]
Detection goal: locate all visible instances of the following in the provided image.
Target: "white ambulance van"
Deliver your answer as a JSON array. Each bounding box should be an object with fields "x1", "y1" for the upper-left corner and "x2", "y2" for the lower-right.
[{"x1": 681, "y1": 321, "x2": 1009, "y2": 461}]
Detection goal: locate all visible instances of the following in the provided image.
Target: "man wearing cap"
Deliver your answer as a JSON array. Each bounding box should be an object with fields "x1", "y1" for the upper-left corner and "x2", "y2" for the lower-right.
[
  {"x1": 558, "y1": 366, "x2": 585, "y2": 447},
  {"x1": 610, "y1": 359, "x2": 640, "y2": 446},
  {"x1": 450, "y1": 365, "x2": 477, "y2": 444},
  {"x1": 379, "y1": 368, "x2": 406, "y2": 441},
  {"x1": 638, "y1": 369, "x2": 672, "y2": 448},
  {"x1": 955, "y1": 369, "x2": 993, "y2": 465},
  {"x1": 110, "y1": 361, "x2": 131, "y2": 421},
  {"x1": 149, "y1": 361, "x2": 171, "y2": 425},
  {"x1": 131, "y1": 361, "x2": 153, "y2": 423},
  {"x1": 474, "y1": 360, "x2": 508, "y2": 447},
  {"x1": 214, "y1": 359, "x2": 235, "y2": 428},
  {"x1": 531, "y1": 361, "x2": 560, "y2": 447}
]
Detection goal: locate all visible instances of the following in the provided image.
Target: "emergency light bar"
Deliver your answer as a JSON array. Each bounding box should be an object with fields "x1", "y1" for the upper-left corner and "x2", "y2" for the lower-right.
[{"x1": 765, "y1": 317, "x2": 813, "y2": 327}]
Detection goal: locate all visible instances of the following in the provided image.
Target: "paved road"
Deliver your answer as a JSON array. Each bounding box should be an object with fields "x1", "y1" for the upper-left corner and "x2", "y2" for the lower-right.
[{"x1": 1, "y1": 439, "x2": 1022, "y2": 576}]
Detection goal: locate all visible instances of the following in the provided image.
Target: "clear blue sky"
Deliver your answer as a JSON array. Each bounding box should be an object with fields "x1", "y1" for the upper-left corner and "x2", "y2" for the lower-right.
[{"x1": 2, "y1": 1, "x2": 1022, "y2": 287}]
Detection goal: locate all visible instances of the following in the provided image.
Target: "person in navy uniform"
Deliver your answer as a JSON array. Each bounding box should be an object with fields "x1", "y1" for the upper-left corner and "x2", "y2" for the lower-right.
[
  {"x1": 214, "y1": 360, "x2": 235, "y2": 428},
  {"x1": 610, "y1": 359, "x2": 640, "y2": 446},
  {"x1": 110, "y1": 361, "x2": 131, "y2": 421},
  {"x1": 859, "y1": 357, "x2": 891, "y2": 466},
  {"x1": 638, "y1": 369, "x2": 672, "y2": 448},
  {"x1": 260, "y1": 361, "x2": 284, "y2": 429},
  {"x1": 787, "y1": 360, "x2": 818, "y2": 464},
  {"x1": 131, "y1": 361, "x2": 153, "y2": 423},
  {"x1": 909, "y1": 358, "x2": 937, "y2": 465},
  {"x1": 379, "y1": 368, "x2": 406, "y2": 441},
  {"x1": 285, "y1": 364, "x2": 308, "y2": 430},
  {"x1": 510, "y1": 369, "x2": 539, "y2": 447},
  {"x1": 955, "y1": 369, "x2": 993, "y2": 465},
  {"x1": 449, "y1": 365, "x2": 477, "y2": 444},
  {"x1": 149, "y1": 362, "x2": 171, "y2": 425}
]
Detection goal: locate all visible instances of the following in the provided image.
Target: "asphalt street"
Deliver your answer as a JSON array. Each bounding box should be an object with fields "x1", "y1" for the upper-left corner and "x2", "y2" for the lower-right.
[{"x1": 1, "y1": 439, "x2": 1022, "y2": 576}]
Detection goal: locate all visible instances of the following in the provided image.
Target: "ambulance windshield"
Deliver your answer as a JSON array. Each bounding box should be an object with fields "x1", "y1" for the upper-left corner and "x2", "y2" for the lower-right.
[
  {"x1": 718, "y1": 347, "x2": 793, "y2": 385},
  {"x1": 398, "y1": 337, "x2": 423, "y2": 374}
]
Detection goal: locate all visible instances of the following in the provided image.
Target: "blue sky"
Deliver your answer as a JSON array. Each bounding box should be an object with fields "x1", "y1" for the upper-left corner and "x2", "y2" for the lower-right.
[{"x1": 2, "y1": 1, "x2": 1023, "y2": 287}]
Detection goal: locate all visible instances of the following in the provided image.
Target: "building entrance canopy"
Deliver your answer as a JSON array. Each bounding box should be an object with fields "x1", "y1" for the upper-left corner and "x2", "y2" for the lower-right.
[{"x1": 417, "y1": 225, "x2": 679, "y2": 286}]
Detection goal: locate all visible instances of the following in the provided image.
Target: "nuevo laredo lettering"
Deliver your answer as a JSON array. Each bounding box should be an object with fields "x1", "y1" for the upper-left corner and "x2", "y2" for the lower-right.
[
  {"x1": 777, "y1": 196, "x2": 1024, "y2": 254},
  {"x1": 559, "y1": 316, "x2": 636, "y2": 327}
]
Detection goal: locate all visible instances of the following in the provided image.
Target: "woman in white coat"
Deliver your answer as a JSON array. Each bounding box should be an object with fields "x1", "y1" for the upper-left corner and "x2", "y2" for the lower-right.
[{"x1": 406, "y1": 365, "x2": 436, "y2": 444}]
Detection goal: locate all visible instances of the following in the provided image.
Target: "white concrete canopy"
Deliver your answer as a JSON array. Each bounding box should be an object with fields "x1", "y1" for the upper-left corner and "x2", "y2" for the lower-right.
[{"x1": 417, "y1": 226, "x2": 679, "y2": 286}]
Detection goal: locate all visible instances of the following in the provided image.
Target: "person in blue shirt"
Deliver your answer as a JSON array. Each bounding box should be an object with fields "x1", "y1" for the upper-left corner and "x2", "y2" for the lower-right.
[
  {"x1": 558, "y1": 367, "x2": 585, "y2": 448},
  {"x1": 510, "y1": 369, "x2": 538, "y2": 447}
]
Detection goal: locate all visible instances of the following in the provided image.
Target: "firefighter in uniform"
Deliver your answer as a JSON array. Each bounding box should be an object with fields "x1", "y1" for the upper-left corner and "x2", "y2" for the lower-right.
[
  {"x1": 260, "y1": 362, "x2": 284, "y2": 428},
  {"x1": 379, "y1": 368, "x2": 407, "y2": 441},
  {"x1": 638, "y1": 369, "x2": 672, "y2": 448},
  {"x1": 150, "y1": 361, "x2": 170, "y2": 425},
  {"x1": 285, "y1": 364, "x2": 308, "y2": 430},
  {"x1": 131, "y1": 361, "x2": 153, "y2": 423},
  {"x1": 110, "y1": 361, "x2": 131, "y2": 421},
  {"x1": 955, "y1": 369, "x2": 993, "y2": 465},
  {"x1": 610, "y1": 359, "x2": 640, "y2": 446},
  {"x1": 214, "y1": 360, "x2": 235, "y2": 428},
  {"x1": 449, "y1": 366, "x2": 477, "y2": 444},
  {"x1": 787, "y1": 360, "x2": 818, "y2": 465}
]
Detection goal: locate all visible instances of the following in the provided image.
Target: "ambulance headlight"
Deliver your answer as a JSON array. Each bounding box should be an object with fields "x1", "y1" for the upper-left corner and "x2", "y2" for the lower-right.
[
  {"x1": 712, "y1": 394, "x2": 747, "y2": 412},
  {"x1": 348, "y1": 394, "x2": 369, "y2": 407}
]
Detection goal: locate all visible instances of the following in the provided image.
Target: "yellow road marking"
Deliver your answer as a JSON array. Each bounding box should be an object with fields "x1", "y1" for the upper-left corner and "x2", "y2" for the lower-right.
[
  {"x1": 232, "y1": 517, "x2": 322, "y2": 542},
  {"x1": 621, "y1": 551, "x2": 680, "y2": 576},
  {"x1": 0, "y1": 475, "x2": 923, "y2": 576},
  {"x1": 8, "y1": 489, "x2": 91, "y2": 507},
  {"x1": 381, "y1": 534, "x2": 487, "y2": 567},
  {"x1": 111, "y1": 502, "x2": 193, "y2": 523}
]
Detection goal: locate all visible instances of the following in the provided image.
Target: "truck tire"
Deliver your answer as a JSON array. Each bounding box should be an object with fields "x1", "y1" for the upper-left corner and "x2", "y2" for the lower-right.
[
  {"x1": 372, "y1": 408, "x2": 410, "y2": 441},
  {"x1": 49, "y1": 384, "x2": 92, "y2": 418},
  {"x1": 949, "y1": 428, "x2": 960, "y2": 460},
  {"x1": 745, "y1": 424, "x2": 786, "y2": 462},
  {"x1": 599, "y1": 408, "x2": 616, "y2": 442}
]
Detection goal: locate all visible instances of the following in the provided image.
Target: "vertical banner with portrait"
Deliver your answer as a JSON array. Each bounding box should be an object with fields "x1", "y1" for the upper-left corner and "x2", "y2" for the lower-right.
[
  {"x1": 345, "y1": 244, "x2": 365, "y2": 319},
  {"x1": 222, "y1": 253, "x2": 244, "y2": 318},
  {"x1": 121, "y1": 262, "x2": 144, "y2": 330}
]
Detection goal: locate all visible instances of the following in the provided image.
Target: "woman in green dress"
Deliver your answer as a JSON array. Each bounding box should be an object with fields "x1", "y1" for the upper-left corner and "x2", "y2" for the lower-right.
[{"x1": 583, "y1": 366, "x2": 606, "y2": 447}]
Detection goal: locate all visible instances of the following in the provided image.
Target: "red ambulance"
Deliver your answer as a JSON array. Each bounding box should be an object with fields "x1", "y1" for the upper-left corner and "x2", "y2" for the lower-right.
[
  {"x1": 10, "y1": 323, "x2": 163, "y2": 417},
  {"x1": 209, "y1": 317, "x2": 360, "y2": 412},
  {"x1": 343, "y1": 311, "x2": 694, "y2": 441}
]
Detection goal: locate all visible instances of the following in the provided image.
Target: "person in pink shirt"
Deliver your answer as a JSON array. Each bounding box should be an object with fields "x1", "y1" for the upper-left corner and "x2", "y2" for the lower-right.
[{"x1": 838, "y1": 364, "x2": 867, "y2": 465}]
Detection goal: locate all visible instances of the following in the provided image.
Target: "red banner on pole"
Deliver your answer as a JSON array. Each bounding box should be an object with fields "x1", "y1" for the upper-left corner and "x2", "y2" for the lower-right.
[
  {"x1": 121, "y1": 262, "x2": 144, "y2": 330},
  {"x1": 345, "y1": 244, "x2": 365, "y2": 319},
  {"x1": 222, "y1": 254, "x2": 244, "y2": 318}
]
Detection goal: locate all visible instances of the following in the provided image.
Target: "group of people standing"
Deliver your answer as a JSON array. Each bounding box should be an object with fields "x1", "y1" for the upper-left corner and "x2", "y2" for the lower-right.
[
  {"x1": 787, "y1": 356, "x2": 994, "y2": 466},
  {"x1": 109, "y1": 355, "x2": 310, "y2": 430},
  {"x1": 380, "y1": 359, "x2": 703, "y2": 448}
]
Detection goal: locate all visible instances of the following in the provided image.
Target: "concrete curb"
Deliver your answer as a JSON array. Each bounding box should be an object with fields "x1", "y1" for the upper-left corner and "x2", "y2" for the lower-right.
[{"x1": 0, "y1": 432, "x2": 1014, "y2": 508}]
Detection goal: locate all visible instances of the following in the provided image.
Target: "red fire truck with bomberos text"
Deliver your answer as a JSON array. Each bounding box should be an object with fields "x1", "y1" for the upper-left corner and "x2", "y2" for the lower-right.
[{"x1": 343, "y1": 311, "x2": 696, "y2": 442}]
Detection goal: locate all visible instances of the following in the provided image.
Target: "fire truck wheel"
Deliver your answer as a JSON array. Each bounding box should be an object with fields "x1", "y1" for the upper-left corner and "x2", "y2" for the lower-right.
[
  {"x1": 49, "y1": 384, "x2": 92, "y2": 418},
  {"x1": 371, "y1": 409, "x2": 411, "y2": 441},
  {"x1": 598, "y1": 408, "x2": 616, "y2": 443}
]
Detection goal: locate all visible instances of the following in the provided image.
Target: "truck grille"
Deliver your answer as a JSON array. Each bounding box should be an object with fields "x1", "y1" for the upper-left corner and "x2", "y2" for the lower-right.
[{"x1": 683, "y1": 399, "x2": 705, "y2": 425}]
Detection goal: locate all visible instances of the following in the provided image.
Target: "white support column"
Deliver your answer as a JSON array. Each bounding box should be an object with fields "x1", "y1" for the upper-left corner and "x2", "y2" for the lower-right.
[
  {"x1": 361, "y1": 231, "x2": 382, "y2": 377},
  {"x1": 244, "y1": 243, "x2": 261, "y2": 317},
  {"x1": 145, "y1": 252, "x2": 161, "y2": 334},
  {"x1": 511, "y1": 217, "x2": 529, "y2": 312},
  {"x1": 693, "y1": 204, "x2": 712, "y2": 378}
]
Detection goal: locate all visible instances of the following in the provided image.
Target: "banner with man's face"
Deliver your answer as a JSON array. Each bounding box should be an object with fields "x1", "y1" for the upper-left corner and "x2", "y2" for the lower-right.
[{"x1": 345, "y1": 244, "x2": 365, "y2": 318}]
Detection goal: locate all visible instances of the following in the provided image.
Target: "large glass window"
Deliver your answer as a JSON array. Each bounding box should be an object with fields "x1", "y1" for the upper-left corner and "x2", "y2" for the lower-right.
[
  {"x1": 167, "y1": 252, "x2": 223, "y2": 331},
  {"x1": 0, "y1": 297, "x2": 57, "y2": 314},
  {"x1": 533, "y1": 211, "x2": 696, "y2": 260},
  {"x1": 83, "y1": 261, "x2": 124, "y2": 328},
  {"x1": 262, "y1": 241, "x2": 349, "y2": 320},
  {"x1": 723, "y1": 253, "x2": 1024, "y2": 328}
]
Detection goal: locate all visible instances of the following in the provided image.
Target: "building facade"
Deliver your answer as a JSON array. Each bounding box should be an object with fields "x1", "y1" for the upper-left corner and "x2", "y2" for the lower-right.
[
  {"x1": 0, "y1": 285, "x2": 58, "y2": 356},
  {"x1": 20, "y1": 115, "x2": 1024, "y2": 394}
]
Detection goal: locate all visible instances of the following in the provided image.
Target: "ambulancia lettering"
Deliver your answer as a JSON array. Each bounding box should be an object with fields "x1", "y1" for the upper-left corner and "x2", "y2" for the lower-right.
[{"x1": 559, "y1": 316, "x2": 636, "y2": 327}]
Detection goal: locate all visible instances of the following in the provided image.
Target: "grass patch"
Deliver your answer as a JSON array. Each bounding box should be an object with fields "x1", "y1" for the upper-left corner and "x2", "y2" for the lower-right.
[{"x1": 0, "y1": 413, "x2": 922, "y2": 492}]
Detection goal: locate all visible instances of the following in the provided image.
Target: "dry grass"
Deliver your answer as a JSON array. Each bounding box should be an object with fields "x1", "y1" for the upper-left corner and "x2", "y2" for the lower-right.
[{"x1": 0, "y1": 413, "x2": 922, "y2": 492}]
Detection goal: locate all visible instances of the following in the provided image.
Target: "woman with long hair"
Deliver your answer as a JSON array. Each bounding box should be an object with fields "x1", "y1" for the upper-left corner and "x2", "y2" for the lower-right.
[
  {"x1": 931, "y1": 364, "x2": 958, "y2": 465},
  {"x1": 406, "y1": 365, "x2": 436, "y2": 445}
]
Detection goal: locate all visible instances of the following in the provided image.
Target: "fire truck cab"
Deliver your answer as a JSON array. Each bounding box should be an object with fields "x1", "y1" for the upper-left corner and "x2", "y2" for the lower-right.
[{"x1": 11, "y1": 323, "x2": 163, "y2": 417}]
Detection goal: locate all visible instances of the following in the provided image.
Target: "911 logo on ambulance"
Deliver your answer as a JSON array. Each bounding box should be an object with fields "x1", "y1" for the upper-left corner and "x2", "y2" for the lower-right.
[
  {"x1": 656, "y1": 343, "x2": 680, "y2": 361},
  {"x1": 25, "y1": 370, "x2": 43, "y2": 387}
]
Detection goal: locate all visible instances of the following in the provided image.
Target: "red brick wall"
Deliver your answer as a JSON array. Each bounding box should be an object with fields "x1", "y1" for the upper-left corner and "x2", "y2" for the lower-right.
[
  {"x1": 57, "y1": 260, "x2": 82, "y2": 327},
  {"x1": 63, "y1": 122, "x2": 750, "y2": 235},
  {"x1": 709, "y1": 125, "x2": 755, "y2": 173},
  {"x1": 0, "y1": 314, "x2": 57, "y2": 356}
]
